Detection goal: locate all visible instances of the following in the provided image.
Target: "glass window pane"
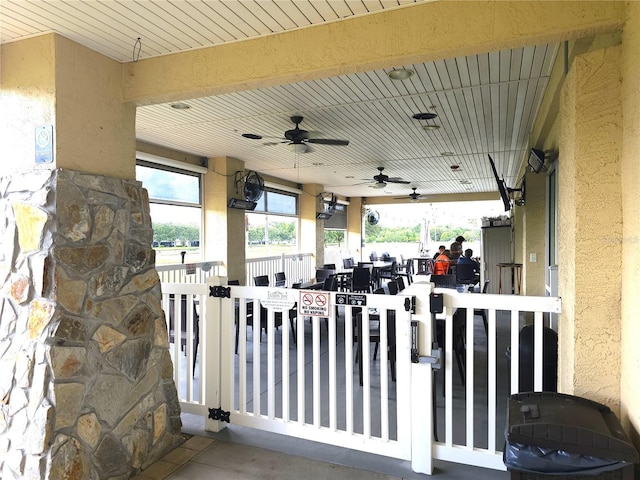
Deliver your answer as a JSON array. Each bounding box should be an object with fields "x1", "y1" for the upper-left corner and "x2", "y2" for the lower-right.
[
  {"x1": 266, "y1": 191, "x2": 296, "y2": 215},
  {"x1": 149, "y1": 204, "x2": 201, "y2": 264},
  {"x1": 136, "y1": 164, "x2": 200, "y2": 205}
]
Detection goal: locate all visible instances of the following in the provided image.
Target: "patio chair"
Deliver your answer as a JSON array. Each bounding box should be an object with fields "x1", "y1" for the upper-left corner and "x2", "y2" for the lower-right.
[
  {"x1": 168, "y1": 294, "x2": 199, "y2": 374},
  {"x1": 351, "y1": 266, "x2": 373, "y2": 293},
  {"x1": 395, "y1": 258, "x2": 413, "y2": 285},
  {"x1": 254, "y1": 275, "x2": 269, "y2": 286},
  {"x1": 274, "y1": 271, "x2": 286, "y2": 287},
  {"x1": 356, "y1": 308, "x2": 396, "y2": 386}
]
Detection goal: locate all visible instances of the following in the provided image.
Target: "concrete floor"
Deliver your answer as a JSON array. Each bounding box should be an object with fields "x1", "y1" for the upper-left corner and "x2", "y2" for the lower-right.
[{"x1": 133, "y1": 412, "x2": 509, "y2": 480}]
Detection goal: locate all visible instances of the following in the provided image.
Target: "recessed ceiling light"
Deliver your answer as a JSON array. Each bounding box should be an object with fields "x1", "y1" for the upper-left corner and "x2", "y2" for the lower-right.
[
  {"x1": 460, "y1": 179, "x2": 472, "y2": 184},
  {"x1": 311, "y1": 162, "x2": 324, "y2": 166},
  {"x1": 345, "y1": 175, "x2": 354, "y2": 179},
  {"x1": 170, "y1": 103, "x2": 191, "y2": 110},
  {"x1": 422, "y1": 125, "x2": 440, "y2": 131},
  {"x1": 441, "y1": 151, "x2": 455, "y2": 156},
  {"x1": 388, "y1": 68, "x2": 414, "y2": 80}
]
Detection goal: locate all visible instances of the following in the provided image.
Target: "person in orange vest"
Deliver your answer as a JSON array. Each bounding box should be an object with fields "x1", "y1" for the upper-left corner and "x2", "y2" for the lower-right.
[{"x1": 433, "y1": 249, "x2": 451, "y2": 275}]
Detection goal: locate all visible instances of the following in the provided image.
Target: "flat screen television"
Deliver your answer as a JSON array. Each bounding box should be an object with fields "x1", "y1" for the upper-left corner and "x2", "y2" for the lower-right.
[
  {"x1": 528, "y1": 148, "x2": 545, "y2": 173},
  {"x1": 488, "y1": 154, "x2": 511, "y2": 212}
]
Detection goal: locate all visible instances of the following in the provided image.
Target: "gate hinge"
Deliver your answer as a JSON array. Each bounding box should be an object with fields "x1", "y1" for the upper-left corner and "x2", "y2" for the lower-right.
[
  {"x1": 209, "y1": 286, "x2": 231, "y2": 298},
  {"x1": 208, "y1": 407, "x2": 230, "y2": 423}
]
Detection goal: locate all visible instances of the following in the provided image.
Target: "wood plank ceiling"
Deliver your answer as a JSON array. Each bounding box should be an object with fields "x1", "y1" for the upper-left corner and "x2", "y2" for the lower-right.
[{"x1": 1, "y1": 0, "x2": 558, "y2": 201}]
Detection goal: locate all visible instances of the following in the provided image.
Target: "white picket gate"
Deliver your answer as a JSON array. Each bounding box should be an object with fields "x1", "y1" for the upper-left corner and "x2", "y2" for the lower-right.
[{"x1": 161, "y1": 277, "x2": 561, "y2": 475}]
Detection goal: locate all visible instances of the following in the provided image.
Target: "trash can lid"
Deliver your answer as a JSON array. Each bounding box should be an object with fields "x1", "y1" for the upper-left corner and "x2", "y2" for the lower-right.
[{"x1": 507, "y1": 392, "x2": 639, "y2": 463}]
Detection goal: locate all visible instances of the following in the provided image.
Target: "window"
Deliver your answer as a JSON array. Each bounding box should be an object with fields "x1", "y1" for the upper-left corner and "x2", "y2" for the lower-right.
[
  {"x1": 246, "y1": 189, "x2": 298, "y2": 258},
  {"x1": 136, "y1": 161, "x2": 202, "y2": 265}
]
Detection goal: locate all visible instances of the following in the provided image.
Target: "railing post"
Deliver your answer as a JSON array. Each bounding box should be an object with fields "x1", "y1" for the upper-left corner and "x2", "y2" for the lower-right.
[
  {"x1": 204, "y1": 276, "x2": 226, "y2": 432},
  {"x1": 410, "y1": 312, "x2": 434, "y2": 474}
]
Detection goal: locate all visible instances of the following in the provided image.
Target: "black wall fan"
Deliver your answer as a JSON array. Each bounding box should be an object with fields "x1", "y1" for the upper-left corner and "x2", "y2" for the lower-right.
[
  {"x1": 243, "y1": 171, "x2": 264, "y2": 202},
  {"x1": 242, "y1": 116, "x2": 349, "y2": 149}
]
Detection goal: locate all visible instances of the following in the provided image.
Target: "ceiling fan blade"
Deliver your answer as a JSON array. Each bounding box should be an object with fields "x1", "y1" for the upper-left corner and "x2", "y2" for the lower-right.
[
  {"x1": 307, "y1": 138, "x2": 349, "y2": 146},
  {"x1": 386, "y1": 178, "x2": 410, "y2": 184}
]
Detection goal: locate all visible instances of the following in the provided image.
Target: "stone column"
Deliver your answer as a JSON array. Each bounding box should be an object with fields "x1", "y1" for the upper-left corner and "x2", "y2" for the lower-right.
[{"x1": 1, "y1": 169, "x2": 183, "y2": 479}]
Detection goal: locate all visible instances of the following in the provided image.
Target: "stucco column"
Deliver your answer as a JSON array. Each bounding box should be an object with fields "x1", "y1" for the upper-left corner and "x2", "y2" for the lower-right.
[
  {"x1": 300, "y1": 184, "x2": 324, "y2": 267},
  {"x1": 204, "y1": 156, "x2": 247, "y2": 284},
  {"x1": 558, "y1": 45, "x2": 622, "y2": 411},
  {"x1": 347, "y1": 197, "x2": 363, "y2": 261}
]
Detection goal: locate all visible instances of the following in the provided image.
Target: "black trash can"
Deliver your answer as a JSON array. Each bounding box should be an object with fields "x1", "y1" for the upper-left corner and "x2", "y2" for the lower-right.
[
  {"x1": 505, "y1": 392, "x2": 639, "y2": 479},
  {"x1": 506, "y1": 325, "x2": 558, "y2": 393}
]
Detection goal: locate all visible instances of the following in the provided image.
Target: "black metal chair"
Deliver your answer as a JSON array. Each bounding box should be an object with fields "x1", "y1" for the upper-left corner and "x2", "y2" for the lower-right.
[
  {"x1": 253, "y1": 275, "x2": 269, "y2": 286},
  {"x1": 455, "y1": 263, "x2": 479, "y2": 287},
  {"x1": 395, "y1": 276, "x2": 405, "y2": 292},
  {"x1": 395, "y1": 258, "x2": 413, "y2": 285},
  {"x1": 168, "y1": 294, "x2": 199, "y2": 373},
  {"x1": 315, "y1": 268, "x2": 333, "y2": 283},
  {"x1": 474, "y1": 281, "x2": 491, "y2": 336},
  {"x1": 351, "y1": 266, "x2": 373, "y2": 293},
  {"x1": 274, "y1": 271, "x2": 286, "y2": 287},
  {"x1": 322, "y1": 263, "x2": 336, "y2": 270},
  {"x1": 386, "y1": 279, "x2": 399, "y2": 295}
]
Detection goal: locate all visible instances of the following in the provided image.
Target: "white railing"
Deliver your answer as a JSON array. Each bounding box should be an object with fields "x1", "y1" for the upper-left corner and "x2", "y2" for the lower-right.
[
  {"x1": 157, "y1": 260, "x2": 224, "y2": 283},
  {"x1": 407, "y1": 281, "x2": 562, "y2": 473},
  {"x1": 245, "y1": 252, "x2": 315, "y2": 286},
  {"x1": 211, "y1": 281, "x2": 413, "y2": 460},
  {"x1": 159, "y1": 277, "x2": 561, "y2": 475}
]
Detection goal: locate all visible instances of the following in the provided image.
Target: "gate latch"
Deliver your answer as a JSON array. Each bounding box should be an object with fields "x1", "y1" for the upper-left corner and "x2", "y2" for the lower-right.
[
  {"x1": 416, "y1": 347, "x2": 442, "y2": 370},
  {"x1": 208, "y1": 407, "x2": 230, "y2": 423}
]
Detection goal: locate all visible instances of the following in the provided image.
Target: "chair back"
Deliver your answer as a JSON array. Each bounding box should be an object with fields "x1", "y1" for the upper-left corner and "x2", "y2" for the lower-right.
[
  {"x1": 396, "y1": 276, "x2": 405, "y2": 291},
  {"x1": 455, "y1": 263, "x2": 477, "y2": 284},
  {"x1": 228, "y1": 280, "x2": 240, "y2": 285},
  {"x1": 323, "y1": 263, "x2": 336, "y2": 270},
  {"x1": 254, "y1": 275, "x2": 269, "y2": 286},
  {"x1": 274, "y1": 272, "x2": 286, "y2": 287},
  {"x1": 342, "y1": 258, "x2": 355, "y2": 269},
  {"x1": 351, "y1": 267, "x2": 372, "y2": 292},
  {"x1": 322, "y1": 276, "x2": 338, "y2": 291},
  {"x1": 431, "y1": 274, "x2": 457, "y2": 289},
  {"x1": 387, "y1": 280, "x2": 399, "y2": 295},
  {"x1": 315, "y1": 268, "x2": 332, "y2": 283}
]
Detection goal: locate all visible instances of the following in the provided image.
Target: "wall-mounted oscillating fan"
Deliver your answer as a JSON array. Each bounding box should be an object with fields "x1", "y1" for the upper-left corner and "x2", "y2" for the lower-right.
[
  {"x1": 243, "y1": 171, "x2": 264, "y2": 202},
  {"x1": 366, "y1": 210, "x2": 380, "y2": 226}
]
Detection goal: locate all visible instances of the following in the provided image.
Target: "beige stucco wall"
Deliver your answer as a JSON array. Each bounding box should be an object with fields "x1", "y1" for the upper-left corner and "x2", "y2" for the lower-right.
[
  {"x1": 0, "y1": 34, "x2": 136, "y2": 179},
  {"x1": 123, "y1": 2, "x2": 625, "y2": 107},
  {"x1": 205, "y1": 156, "x2": 246, "y2": 283},
  {"x1": 1, "y1": 35, "x2": 56, "y2": 174},
  {"x1": 558, "y1": 45, "x2": 623, "y2": 411},
  {"x1": 620, "y1": 2, "x2": 640, "y2": 444},
  {"x1": 300, "y1": 184, "x2": 324, "y2": 267},
  {"x1": 347, "y1": 197, "x2": 363, "y2": 261}
]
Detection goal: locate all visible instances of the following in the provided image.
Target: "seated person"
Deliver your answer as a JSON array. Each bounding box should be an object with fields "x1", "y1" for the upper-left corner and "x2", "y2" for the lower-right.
[
  {"x1": 456, "y1": 248, "x2": 480, "y2": 284},
  {"x1": 432, "y1": 245, "x2": 445, "y2": 260},
  {"x1": 433, "y1": 249, "x2": 450, "y2": 275}
]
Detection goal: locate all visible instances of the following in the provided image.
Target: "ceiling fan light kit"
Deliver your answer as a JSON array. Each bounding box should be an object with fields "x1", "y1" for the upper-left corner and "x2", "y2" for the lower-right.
[{"x1": 288, "y1": 143, "x2": 308, "y2": 154}]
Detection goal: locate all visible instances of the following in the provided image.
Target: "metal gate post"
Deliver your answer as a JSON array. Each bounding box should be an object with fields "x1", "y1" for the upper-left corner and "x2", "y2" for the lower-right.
[{"x1": 204, "y1": 276, "x2": 227, "y2": 432}]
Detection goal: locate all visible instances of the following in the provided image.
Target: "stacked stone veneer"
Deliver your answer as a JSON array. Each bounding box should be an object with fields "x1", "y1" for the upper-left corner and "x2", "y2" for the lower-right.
[{"x1": 0, "y1": 168, "x2": 183, "y2": 479}]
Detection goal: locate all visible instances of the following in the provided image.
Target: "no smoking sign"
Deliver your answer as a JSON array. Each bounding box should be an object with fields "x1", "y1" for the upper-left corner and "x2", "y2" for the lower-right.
[{"x1": 298, "y1": 290, "x2": 331, "y2": 317}]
